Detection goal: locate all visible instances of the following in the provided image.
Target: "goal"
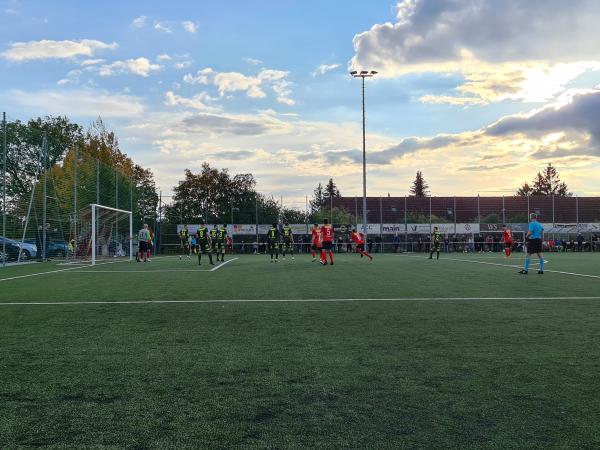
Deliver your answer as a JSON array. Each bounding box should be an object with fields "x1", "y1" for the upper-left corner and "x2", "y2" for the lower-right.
[{"x1": 74, "y1": 204, "x2": 133, "y2": 265}]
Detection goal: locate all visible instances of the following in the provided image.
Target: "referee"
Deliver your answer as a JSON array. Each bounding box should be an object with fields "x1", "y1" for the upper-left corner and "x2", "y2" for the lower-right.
[{"x1": 519, "y1": 213, "x2": 545, "y2": 275}]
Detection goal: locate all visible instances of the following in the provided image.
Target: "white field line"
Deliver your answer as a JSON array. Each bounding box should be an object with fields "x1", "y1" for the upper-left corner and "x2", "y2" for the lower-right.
[
  {"x1": 398, "y1": 254, "x2": 600, "y2": 280},
  {"x1": 1, "y1": 258, "x2": 239, "y2": 277},
  {"x1": 0, "y1": 259, "x2": 132, "y2": 283},
  {"x1": 1, "y1": 297, "x2": 600, "y2": 306}
]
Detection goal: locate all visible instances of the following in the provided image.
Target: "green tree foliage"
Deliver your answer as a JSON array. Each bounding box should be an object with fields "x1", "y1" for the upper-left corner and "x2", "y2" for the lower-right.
[
  {"x1": 517, "y1": 163, "x2": 571, "y2": 196},
  {"x1": 410, "y1": 171, "x2": 429, "y2": 197},
  {"x1": 165, "y1": 164, "x2": 281, "y2": 224}
]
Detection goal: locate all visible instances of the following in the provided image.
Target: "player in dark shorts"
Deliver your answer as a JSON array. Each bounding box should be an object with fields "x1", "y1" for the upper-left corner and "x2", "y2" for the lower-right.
[
  {"x1": 428, "y1": 227, "x2": 442, "y2": 260},
  {"x1": 320, "y1": 219, "x2": 334, "y2": 265},
  {"x1": 210, "y1": 224, "x2": 219, "y2": 256},
  {"x1": 281, "y1": 223, "x2": 295, "y2": 261},
  {"x1": 267, "y1": 223, "x2": 280, "y2": 262},
  {"x1": 216, "y1": 224, "x2": 227, "y2": 262},
  {"x1": 310, "y1": 223, "x2": 321, "y2": 262},
  {"x1": 178, "y1": 225, "x2": 190, "y2": 260},
  {"x1": 520, "y1": 213, "x2": 545, "y2": 274},
  {"x1": 195, "y1": 223, "x2": 214, "y2": 266}
]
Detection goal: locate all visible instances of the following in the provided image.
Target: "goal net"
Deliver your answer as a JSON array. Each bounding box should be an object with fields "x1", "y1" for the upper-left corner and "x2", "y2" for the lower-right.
[{"x1": 73, "y1": 204, "x2": 133, "y2": 265}]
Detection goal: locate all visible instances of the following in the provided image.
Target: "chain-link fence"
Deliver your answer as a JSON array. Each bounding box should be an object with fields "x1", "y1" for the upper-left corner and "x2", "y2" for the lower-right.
[{"x1": 1, "y1": 113, "x2": 157, "y2": 266}]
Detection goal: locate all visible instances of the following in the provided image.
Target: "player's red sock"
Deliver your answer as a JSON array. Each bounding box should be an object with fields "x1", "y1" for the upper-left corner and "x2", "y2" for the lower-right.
[
  {"x1": 504, "y1": 248, "x2": 509, "y2": 257},
  {"x1": 362, "y1": 251, "x2": 372, "y2": 260},
  {"x1": 311, "y1": 251, "x2": 315, "y2": 258},
  {"x1": 147, "y1": 250, "x2": 151, "y2": 259},
  {"x1": 320, "y1": 250, "x2": 326, "y2": 262},
  {"x1": 328, "y1": 251, "x2": 334, "y2": 263}
]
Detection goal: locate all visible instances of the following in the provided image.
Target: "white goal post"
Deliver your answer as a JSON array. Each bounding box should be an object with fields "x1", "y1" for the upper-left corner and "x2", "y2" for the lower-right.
[{"x1": 75, "y1": 204, "x2": 133, "y2": 265}]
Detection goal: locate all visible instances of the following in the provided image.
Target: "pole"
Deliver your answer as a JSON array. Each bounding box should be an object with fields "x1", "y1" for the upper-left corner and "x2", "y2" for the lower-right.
[
  {"x1": 91, "y1": 204, "x2": 96, "y2": 265},
  {"x1": 576, "y1": 195, "x2": 579, "y2": 226},
  {"x1": 330, "y1": 192, "x2": 333, "y2": 224},
  {"x1": 2, "y1": 112, "x2": 6, "y2": 268},
  {"x1": 129, "y1": 208, "x2": 133, "y2": 261},
  {"x1": 158, "y1": 190, "x2": 162, "y2": 255},
  {"x1": 552, "y1": 195, "x2": 555, "y2": 227},
  {"x1": 73, "y1": 147, "x2": 77, "y2": 249},
  {"x1": 477, "y1": 194, "x2": 481, "y2": 224},
  {"x1": 429, "y1": 195, "x2": 432, "y2": 234},
  {"x1": 454, "y1": 196, "x2": 457, "y2": 237},
  {"x1": 502, "y1": 195, "x2": 505, "y2": 224},
  {"x1": 354, "y1": 196, "x2": 358, "y2": 228},
  {"x1": 404, "y1": 195, "x2": 408, "y2": 252},
  {"x1": 96, "y1": 159, "x2": 99, "y2": 205},
  {"x1": 361, "y1": 76, "x2": 368, "y2": 242},
  {"x1": 379, "y1": 195, "x2": 383, "y2": 252},
  {"x1": 255, "y1": 195, "x2": 259, "y2": 250},
  {"x1": 42, "y1": 131, "x2": 47, "y2": 262}
]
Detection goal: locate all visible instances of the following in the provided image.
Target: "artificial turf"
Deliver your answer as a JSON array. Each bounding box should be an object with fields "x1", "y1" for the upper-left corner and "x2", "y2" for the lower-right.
[{"x1": 1, "y1": 252, "x2": 599, "y2": 449}]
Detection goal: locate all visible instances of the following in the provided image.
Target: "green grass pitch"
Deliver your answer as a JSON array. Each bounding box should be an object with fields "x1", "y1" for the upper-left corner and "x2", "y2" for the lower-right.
[{"x1": 1, "y1": 252, "x2": 600, "y2": 449}]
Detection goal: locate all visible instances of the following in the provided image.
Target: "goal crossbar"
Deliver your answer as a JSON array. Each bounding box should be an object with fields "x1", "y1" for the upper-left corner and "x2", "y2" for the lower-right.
[{"x1": 90, "y1": 204, "x2": 133, "y2": 266}]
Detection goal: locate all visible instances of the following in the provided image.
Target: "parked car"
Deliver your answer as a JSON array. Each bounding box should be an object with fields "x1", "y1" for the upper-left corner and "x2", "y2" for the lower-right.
[
  {"x1": 24, "y1": 238, "x2": 67, "y2": 258},
  {"x1": 12, "y1": 239, "x2": 37, "y2": 260},
  {"x1": 0, "y1": 237, "x2": 21, "y2": 262}
]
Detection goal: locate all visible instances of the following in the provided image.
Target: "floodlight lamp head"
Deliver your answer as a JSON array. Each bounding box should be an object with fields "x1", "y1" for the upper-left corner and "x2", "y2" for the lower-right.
[
  {"x1": 360, "y1": 70, "x2": 369, "y2": 75},
  {"x1": 370, "y1": 71, "x2": 378, "y2": 75},
  {"x1": 350, "y1": 70, "x2": 358, "y2": 75}
]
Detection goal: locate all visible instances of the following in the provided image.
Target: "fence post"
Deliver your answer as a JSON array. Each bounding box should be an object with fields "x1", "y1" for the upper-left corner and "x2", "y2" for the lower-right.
[
  {"x1": 502, "y1": 195, "x2": 505, "y2": 224},
  {"x1": 576, "y1": 195, "x2": 579, "y2": 226},
  {"x1": 42, "y1": 131, "x2": 47, "y2": 262},
  {"x1": 73, "y1": 147, "x2": 77, "y2": 247},
  {"x1": 429, "y1": 195, "x2": 432, "y2": 234},
  {"x1": 379, "y1": 195, "x2": 383, "y2": 252},
  {"x1": 477, "y1": 194, "x2": 481, "y2": 224},
  {"x1": 552, "y1": 195, "x2": 555, "y2": 226},
  {"x1": 404, "y1": 195, "x2": 407, "y2": 252},
  {"x1": 2, "y1": 112, "x2": 6, "y2": 268}
]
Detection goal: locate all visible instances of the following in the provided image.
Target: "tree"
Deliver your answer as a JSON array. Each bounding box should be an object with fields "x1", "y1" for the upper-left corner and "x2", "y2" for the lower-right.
[
  {"x1": 410, "y1": 171, "x2": 429, "y2": 197},
  {"x1": 517, "y1": 163, "x2": 571, "y2": 196},
  {"x1": 324, "y1": 178, "x2": 341, "y2": 199},
  {"x1": 310, "y1": 183, "x2": 324, "y2": 213}
]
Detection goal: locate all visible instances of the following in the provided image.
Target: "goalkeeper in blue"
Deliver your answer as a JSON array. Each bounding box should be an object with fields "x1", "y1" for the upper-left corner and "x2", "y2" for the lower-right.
[{"x1": 519, "y1": 213, "x2": 545, "y2": 275}]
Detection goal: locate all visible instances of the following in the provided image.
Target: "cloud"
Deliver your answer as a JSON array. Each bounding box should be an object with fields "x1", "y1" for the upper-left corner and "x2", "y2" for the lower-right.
[
  {"x1": 183, "y1": 67, "x2": 295, "y2": 105},
  {"x1": 311, "y1": 63, "x2": 340, "y2": 77},
  {"x1": 154, "y1": 21, "x2": 172, "y2": 33},
  {"x1": 98, "y1": 57, "x2": 162, "y2": 77},
  {"x1": 351, "y1": 1, "x2": 600, "y2": 106},
  {"x1": 181, "y1": 112, "x2": 291, "y2": 136},
  {"x1": 5, "y1": 89, "x2": 145, "y2": 117},
  {"x1": 131, "y1": 15, "x2": 147, "y2": 28},
  {"x1": 244, "y1": 57, "x2": 263, "y2": 66},
  {"x1": 156, "y1": 54, "x2": 172, "y2": 62},
  {"x1": 1, "y1": 39, "x2": 118, "y2": 61},
  {"x1": 164, "y1": 91, "x2": 219, "y2": 111},
  {"x1": 182, "y1": 21, "x2": 198, "y2": 33},
  {"x1": 80, "y1": 58, "x2": 105, "y2": 66},
  {"x1": 352, "y1": 0, "x2": 600, "y2": 75}
]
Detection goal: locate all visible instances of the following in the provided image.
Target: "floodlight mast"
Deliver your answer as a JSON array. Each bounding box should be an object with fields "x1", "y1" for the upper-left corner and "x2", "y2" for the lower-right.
[{"x1": 350, "y1": 69, "x2": 378, "y2": 242}]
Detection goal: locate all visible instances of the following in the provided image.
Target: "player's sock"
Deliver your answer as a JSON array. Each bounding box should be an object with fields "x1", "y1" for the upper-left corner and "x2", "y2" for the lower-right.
[
  {"x1": 329, "y1": 251, "x2": 334, "y2": 264},
  {"x1": 320, "y1": 250, "x2": 326, "y2": 262},
  {"x1": 209, "y1": 254, "x2": 213, "y2": 264},
  {"x1": 198, "y1": 253, "x2": 201, "y2": 265},
  {"x1": 429, "y1": 251, "x2": 433, "y2": 259},
  {"x1": 539, "y1": 257, "x2": 544, "y2": 271},
  {"x1": 311, "y1": 251, "x2": 315, "y2": 258},
  {"x1": 437, "y1": 251, "x2": 440, "y2": 260},
  {"x1": 524, "y1": 257, "x2": 531, "y2": 271}
]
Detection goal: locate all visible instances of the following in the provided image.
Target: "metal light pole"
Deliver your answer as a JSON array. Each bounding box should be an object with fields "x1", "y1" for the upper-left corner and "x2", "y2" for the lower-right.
[
  {"x1": 350, "y1": 70, "x2": 378, "y2": 242},
  {"x1": 2, "y1": 112, "x2": 6, "y2": 268}
]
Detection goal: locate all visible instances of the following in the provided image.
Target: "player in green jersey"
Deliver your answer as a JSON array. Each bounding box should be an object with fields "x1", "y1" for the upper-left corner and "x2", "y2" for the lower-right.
[
  {"x1": 281, "y1": 223, "x2": 295, "y2": 261},
  {"x1": 210, "y1": 224, "x2": 218, "y2": 256},
  {"x1": 178, "y1": 225, "x2": 190, "y2": 260},
  {"x1": 429, "y1": 227, "x2": 442, "y2": 260},
  {"x1": 216, "y1": 224, "x2": 228, "y2": 262},
  {"x1": 267, "y1": 223, "x2": 280, "y2": 262},
  {"x1": 195, "y1": 223, "x2": 214, "y2": 266}
]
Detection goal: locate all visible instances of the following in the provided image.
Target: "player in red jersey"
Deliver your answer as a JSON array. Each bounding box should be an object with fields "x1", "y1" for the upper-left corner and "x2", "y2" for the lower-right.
[
  {"x1": 502, "y1": 224, "x2": 513, "y2": 258},
  {"x1": 310, "y1": 223, "x2": 322, "y2": 262},
  {"x1": 350, "y1": 228, "x2": 373, "y2": 261},
  {"x1": 320, "y1": 219, "x2": 334, "y2": 265}
]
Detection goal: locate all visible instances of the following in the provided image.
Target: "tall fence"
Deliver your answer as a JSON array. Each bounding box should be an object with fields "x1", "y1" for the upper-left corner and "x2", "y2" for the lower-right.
[{"x1": 1, "y1": 112, "x2": 153, "y2": 266}]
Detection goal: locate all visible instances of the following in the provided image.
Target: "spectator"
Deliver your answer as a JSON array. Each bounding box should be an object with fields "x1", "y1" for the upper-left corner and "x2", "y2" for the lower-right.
[
  {"x1": 393, "y1": 234, "x2": 400, "y2": 253},
  {"x1": 577, "y1": 233, "x2": 584, "y2": 252}
]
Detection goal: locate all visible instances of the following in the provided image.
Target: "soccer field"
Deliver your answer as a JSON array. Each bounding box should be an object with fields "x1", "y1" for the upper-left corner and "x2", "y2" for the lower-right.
[{"x1": 2, "y1": 253, "x2": 600, "y2": 448}]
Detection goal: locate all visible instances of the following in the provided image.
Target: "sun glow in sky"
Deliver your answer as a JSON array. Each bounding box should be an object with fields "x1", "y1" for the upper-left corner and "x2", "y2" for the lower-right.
[{"x1": 2, "y1": 0, "x2": 600, "y2": 207}]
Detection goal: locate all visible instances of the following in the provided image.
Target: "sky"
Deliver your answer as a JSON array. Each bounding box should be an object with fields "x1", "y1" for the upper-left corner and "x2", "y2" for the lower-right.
[{"x1": 2, "y1": 0, "x2": 600, "y2": 208}]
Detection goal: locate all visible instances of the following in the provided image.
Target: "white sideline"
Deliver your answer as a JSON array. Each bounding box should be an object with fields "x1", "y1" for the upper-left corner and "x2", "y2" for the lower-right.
[
  {"x1": 1, "y1": 296, "x2": 600, "y2": 306},
  {"x1": 398, "y1": 254, "x2": 600, "y2": 280},
  {"x1": 0, "y1": 259, "x2": 132, "y2": 283},
  {"x1": 0, "y1": 258, "x2": 238, "y2": 281}
]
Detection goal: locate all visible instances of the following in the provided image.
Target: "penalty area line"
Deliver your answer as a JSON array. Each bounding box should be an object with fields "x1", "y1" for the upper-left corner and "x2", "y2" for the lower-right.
[
  {"x1": 1, "y1": 296, "x2": 600, "y2": 306},
  {"x1": 0, "y1": 259, "x2": 133, "y2": 283},
  {"x1": 397, "y1": 254, "x2": 600, "y2": 280}
]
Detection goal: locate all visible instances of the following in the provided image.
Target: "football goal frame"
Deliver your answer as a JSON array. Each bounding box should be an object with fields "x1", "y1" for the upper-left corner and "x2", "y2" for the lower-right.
[{"x1": 90, "y1": 204, "x2": 133, "y2": 266}]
